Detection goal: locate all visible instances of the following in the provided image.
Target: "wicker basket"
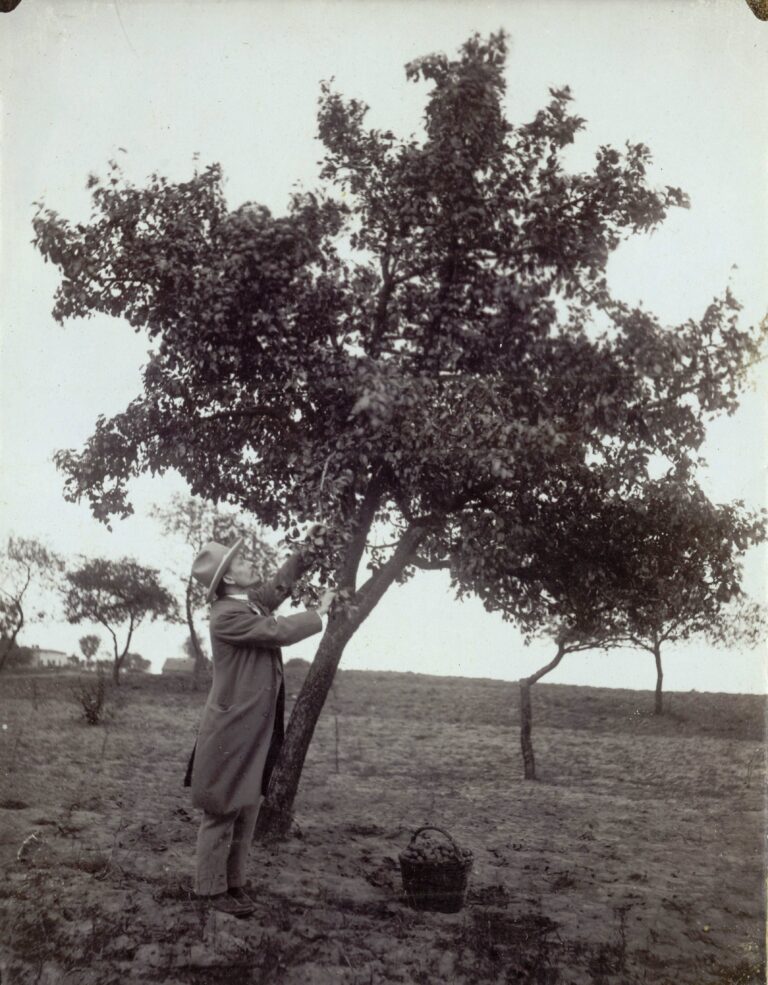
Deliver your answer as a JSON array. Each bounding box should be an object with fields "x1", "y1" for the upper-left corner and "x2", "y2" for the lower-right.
[{"x1": 399, "y1": 826, "x2": 473, "y2": 913}]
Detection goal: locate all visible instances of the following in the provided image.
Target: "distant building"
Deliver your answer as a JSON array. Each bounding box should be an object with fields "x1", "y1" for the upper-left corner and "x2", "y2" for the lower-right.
[
  {"x1": 30, "y1": 649, "x2": 70, "y2": 668},
  {"x1": 162, "y1": 657, "x2": 196, "y2": 675}
]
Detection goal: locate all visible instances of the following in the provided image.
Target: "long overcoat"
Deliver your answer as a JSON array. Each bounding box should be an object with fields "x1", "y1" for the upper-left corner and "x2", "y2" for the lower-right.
[{"x1": 187, "y1": 553, "x2": 322, "y2": 816}]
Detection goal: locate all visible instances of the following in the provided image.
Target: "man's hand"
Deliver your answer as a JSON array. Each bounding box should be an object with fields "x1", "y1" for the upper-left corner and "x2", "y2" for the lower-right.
[
  {"x1": 316, "y1": 587, "x2": 336, "y2": 616},
  {"x1": 306, "y1": 523, "x2": 326, "y2": 543}
]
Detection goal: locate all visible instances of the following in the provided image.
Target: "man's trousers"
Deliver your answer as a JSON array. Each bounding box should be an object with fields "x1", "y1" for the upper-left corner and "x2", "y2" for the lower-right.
[{"x1": 194, "y1": 801, "x2": 262, "y2": 896}]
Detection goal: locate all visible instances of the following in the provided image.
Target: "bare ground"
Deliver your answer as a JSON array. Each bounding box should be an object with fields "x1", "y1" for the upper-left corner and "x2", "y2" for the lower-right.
[{"x1": 0, "y1": 668, "x2": 764, "y2": 985}]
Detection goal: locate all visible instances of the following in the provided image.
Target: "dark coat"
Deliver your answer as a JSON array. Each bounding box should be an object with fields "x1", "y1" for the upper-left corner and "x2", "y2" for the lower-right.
[{"x1": 185, "y1": 553, "x2": 322, "y2": 815}]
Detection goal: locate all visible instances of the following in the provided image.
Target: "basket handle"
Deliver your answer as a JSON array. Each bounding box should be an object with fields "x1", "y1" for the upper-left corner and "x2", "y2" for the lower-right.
[{"x1": 409, "y1": 826, "x2": 462, "y2": 856}]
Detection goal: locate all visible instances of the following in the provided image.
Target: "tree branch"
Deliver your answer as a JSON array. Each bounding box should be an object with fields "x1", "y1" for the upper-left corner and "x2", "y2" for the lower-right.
[
  {"x1": 369, "y1": 245, "x2": 396, "y2": 356},
  {"x1": 338, "y1": 474, "x2": 385, "y2": 591},
  {"x1": 120, "y1": 614, "x2": 136, "y2": 663},
  {"x1": 353, "y1": 525, "x2": 427, "y2": 623},
  {"x1": 97, "y1": 617, "x2": 120, "y2": 664},
  {"x1": 525, "y1": 641, "x2": 566, "y2": 686},
  {"x1": 0, "y1": 584, "x2": 27, "y2": 672},
  {"x1": 412, "y1": 555, "x2": 451, "y2": 571},
  {"x1": 197, "y1": 405, "x2": 302, "y2": 433}
]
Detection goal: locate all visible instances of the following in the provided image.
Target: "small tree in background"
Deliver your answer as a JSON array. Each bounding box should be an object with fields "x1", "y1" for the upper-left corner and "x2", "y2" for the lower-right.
[
  {"x1": 72, "y1": 667, "x2": 108, "y2": 726},
  {"x1": 150, "y1": 494, "x2": 277, "y2": 685},
  {"x1": 517, "y1": 624, "x2": 618, "y2": 781},
  {"x1": 124, "y1": 652, "x2": 151, "y2": 673},
  {"x1": 78, "y1": 633, "x2": 101, "y2": 670},
  {"x1": 63, "y1": 557, "x2": 178, "y2": 684},
  {"x1": 447, "y1": 476, "x2": 764, "y2": 775},
  {"x1": 0, "y1": 537, "x2": 64, "y2": 673},
  {"x1": 447, "y1": 476, "x2": 629, "y2": 779},
  {"x1": 608, "y1": 483, "x2": 765, "y2": 714},
  {"x1": 0, "y1": 640, "x2": 36, "y2": 670}
]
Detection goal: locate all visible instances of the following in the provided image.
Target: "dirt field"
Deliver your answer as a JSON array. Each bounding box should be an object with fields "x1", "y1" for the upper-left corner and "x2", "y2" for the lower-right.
[{"x1": 0, "y1": 667, "x2": 764, "y2": 984}]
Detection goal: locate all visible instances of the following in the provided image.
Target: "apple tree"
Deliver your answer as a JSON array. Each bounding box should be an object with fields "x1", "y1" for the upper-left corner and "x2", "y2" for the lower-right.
[{"x1": 33, "y1": 33, "x2": 764, "y2": 833}]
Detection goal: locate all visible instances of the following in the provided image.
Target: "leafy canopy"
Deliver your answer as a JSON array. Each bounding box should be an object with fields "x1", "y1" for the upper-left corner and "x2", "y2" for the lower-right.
[
  {"x1": 63, "y1": 557, "x2": 178, "y2": 638},
  {"x1": 0, "y1": 537, "x2": 64, "y2": 671},
  {"x1": 448, "y1": 474, "x2": 765, "y2": 654},
  {"x1": 34, "y1": 33, "x2": 763, "y2": 598},
  {"x1": 78, "y1": 634, "x2": 101, "y2": 662}
]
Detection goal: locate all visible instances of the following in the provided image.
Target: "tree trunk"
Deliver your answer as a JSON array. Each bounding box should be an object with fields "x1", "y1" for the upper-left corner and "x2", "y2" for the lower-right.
[
  {"x1": 256, "y1": 524, "x2": 426, "y2": 840},
  {"x1": 653, "y1": 642, "x2": 663, "y2": 715},
  {"x1": 255, "y1": 617, "x2": 356, "y2": 838},
  {"x1": 186, "y1": 578, "x2": 206, "y2": 688},
  {"x1": 112, "y1": 618, "x2": 134, "y2": 687},
  {"x1": 519, "y1": 681, "x2": 536, "y2": 780},
  {"x1": 518, "y1": 643, "x2": 567, "y2": 782},
  {"x1": 0, "y1": 602, "x2": 24, "y2": 674},
  {"x1": 0, "y1": 641, "x2": 14, "y2": 674}
]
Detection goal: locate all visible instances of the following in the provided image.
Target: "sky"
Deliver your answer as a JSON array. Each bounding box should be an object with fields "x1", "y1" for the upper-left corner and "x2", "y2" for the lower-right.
[{"x1": 1, "y1": 0, "x2": 766, "y2": 693}]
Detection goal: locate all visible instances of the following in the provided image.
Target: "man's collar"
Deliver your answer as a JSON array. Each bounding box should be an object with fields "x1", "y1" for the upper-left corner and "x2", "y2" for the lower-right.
[
  {"x1": 218, "y1": 592, "x2": 268, "y2": 615},
  {"x1": 224, "y1": 592, "x2": 266, "y2": 613}
]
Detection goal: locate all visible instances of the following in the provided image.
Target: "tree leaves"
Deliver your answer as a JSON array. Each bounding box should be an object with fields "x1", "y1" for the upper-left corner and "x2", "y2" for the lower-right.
[
  {"x1": 63, "y1": 557, "x2": 177, "y2": 627},
  {"x1": 0, "y1": 537, "x2": 65, "y2": 672},
  {"x1": 33, "y1": 33, "x2": 765, "y2": 610}
]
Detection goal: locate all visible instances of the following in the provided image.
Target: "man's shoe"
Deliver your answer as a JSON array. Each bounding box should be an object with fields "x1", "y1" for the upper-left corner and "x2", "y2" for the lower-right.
[
  {"x1": 228, "y1": 887, "x2": 255, "y2": 906},
  {"x1": 198, "y1": 891, "x2": 254, "y2": 917}
]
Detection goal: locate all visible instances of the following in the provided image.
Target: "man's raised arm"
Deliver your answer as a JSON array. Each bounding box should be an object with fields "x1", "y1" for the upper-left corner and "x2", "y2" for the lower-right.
[{"x1": 250, "y1": 524, "x2": 324, "y2": 612}]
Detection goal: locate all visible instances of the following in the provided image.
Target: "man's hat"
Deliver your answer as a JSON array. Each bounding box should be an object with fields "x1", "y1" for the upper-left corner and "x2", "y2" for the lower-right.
[{"x1": 192, "y1": 538, "x2": 244, "y2": 603}]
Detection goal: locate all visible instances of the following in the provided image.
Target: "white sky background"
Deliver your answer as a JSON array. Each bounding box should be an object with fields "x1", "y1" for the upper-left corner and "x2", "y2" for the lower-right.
[{"x1": 1, "y1": 0, "x2": 766, "y2": 693}]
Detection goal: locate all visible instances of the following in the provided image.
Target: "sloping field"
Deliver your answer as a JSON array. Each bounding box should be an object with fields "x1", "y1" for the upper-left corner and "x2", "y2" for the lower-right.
[{"x1": 0, "y1": 669, "x2": 764, "y2": 984}]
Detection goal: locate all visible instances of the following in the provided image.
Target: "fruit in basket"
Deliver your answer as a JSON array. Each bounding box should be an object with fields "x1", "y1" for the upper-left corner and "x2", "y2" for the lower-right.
[
  {"x1": 399, "y1": 828, "x2": 474, "y2": 913},
  {"x1": 400, "y1": 830, "x2": 472, "y2": 865}
]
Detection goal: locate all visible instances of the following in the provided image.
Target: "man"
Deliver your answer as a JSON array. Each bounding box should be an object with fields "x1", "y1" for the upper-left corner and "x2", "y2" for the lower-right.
[{"x1": 187, "y1": 531, "x2": 333, "y2": 917}]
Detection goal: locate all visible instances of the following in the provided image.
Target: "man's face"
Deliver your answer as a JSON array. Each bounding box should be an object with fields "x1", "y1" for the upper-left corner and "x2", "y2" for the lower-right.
[{"x1": 223, "y1": 551, "x2": 256, "y2": 590}]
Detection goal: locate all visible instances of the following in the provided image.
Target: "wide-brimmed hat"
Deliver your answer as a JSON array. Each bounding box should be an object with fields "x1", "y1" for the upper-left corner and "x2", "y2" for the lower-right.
[{"x1": 192, "y1": 538, "x2": 244, "y2": 603}]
